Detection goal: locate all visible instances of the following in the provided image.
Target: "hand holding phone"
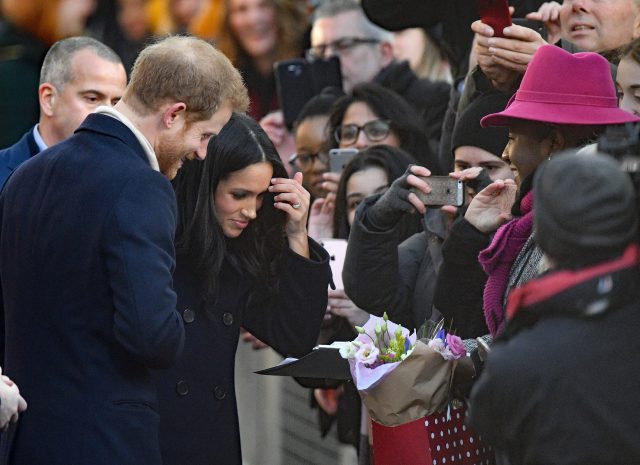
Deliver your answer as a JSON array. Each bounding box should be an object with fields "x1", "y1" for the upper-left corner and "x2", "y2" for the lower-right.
[
  {"x1": 476, "y1": 0, "x2": 512, "y2": 37},
  {"x1": 411, "y1": 176, "x2": 465, "y2": 207}
]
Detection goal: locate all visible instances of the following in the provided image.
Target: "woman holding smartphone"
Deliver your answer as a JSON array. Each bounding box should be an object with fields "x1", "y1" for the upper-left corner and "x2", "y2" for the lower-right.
[{"x1": 154, "y1": 113, "x2": 331, "y2": 465}]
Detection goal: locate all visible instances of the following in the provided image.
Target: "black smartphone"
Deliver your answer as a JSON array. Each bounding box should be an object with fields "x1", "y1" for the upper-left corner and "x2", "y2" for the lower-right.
[
  {"x1": 512, "y1": 18, "x2": 548, "y2": 41},
  {"x1": 411, "y1": 176, "x2": 465, "y2": 206},
  {"x1": 329, "y1": 148, "x2": 358, "y2": 173},
  {"x1": 476, "y1": 0, "x2": 512, "y2": 37},
  {"x1": 274, "y1": 56, "x2": 342, "y2": 129}
]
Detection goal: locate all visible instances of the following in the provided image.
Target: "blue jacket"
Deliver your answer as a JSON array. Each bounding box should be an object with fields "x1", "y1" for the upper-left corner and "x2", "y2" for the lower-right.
[
  {"x1": 0, "y1": 128, "x2": 40, "y2": 191},
  {"x1": 155, "y1": 242, "x2": 331, "y2": 465},
  {"x1": 0, "y1": 113, "x2": 185, "y2": 465}
]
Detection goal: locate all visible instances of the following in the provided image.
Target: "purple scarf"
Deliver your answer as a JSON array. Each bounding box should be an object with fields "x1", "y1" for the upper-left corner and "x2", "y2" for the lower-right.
[{"x1": 478, "y1": 191, "x2": 534, "y2": 336}]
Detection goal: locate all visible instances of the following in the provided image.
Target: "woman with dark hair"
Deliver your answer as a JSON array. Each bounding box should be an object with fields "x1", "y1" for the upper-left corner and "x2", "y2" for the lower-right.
[
  {"x1": 332, "y1": 144, "x2": 418, "y2": 239},
  {"x1": 155, "y1": 113, "x2": 331, "y2": 465},
  {"x1": 327, "y1": 82, "x2": 442, "y2": 174}
]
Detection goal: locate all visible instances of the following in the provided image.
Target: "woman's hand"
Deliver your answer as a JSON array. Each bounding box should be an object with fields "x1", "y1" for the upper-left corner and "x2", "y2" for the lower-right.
[
  {"x1": 271, "y1": 172, "x2": 311, "y2": 257},
  {"x1": 307, "y1": 193, "x2": 335, "y2": 241},
  {"x1": 328, "y1": 289, "x2": 370, "y2": 327},
  {"x1": 320, "y1": 171, "x2": 340, "y2": 195},
  {"x1": 464, "y1": 179, "x2": 517, "y2": 233}
]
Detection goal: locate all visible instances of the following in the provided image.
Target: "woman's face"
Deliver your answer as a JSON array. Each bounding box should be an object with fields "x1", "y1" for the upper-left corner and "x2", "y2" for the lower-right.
[
  {"x1": 345, "y1": 166, "x2": 389, "y2": 226},
  {"x1": 214, "y1": 161, "x2": 273, "y2": 238},
  {"x1": 392, "y1": 28, "x2": 427, "y2": 72},
  {"x1": 454, "y1": 145, "x2": 513, "y2": 199},
  {"x1": 294, "y1": 115, "x2": 329, "y2": 199},
  {"x1": 339, "y1": 101, "x2": 401, "y2": 150},
  {"x1": 616, "y1": 55, "x2": 640, "y2": 116},
  {"x1": 228, "y1": 0, "x2": 277, "y2": 59}
]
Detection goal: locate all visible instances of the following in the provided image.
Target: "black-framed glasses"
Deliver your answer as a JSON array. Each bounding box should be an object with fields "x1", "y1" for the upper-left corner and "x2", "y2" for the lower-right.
[
  {"x1": 289, "y1": 151, "x2": 330, "y2": 170},
  {"x1": 334, "y1": 120, "x2": 392, "y2": 145},
  {"x1": 305, "y1": 37, "x2": 380, "y2": 61}
]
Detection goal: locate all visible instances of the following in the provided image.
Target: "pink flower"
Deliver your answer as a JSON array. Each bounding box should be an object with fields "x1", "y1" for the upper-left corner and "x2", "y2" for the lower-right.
[
  {"x1": 446, "y1": 334, "x2": 466, "y2": 358},
  {"x1": 355, "y1": 343, "x2": 380, "y2": 365}
]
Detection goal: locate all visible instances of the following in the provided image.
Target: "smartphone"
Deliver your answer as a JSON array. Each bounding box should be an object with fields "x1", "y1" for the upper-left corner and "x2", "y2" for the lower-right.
[
  {"x1": 411, "y1": 176, "x2": 464, "y2": 206},
  {"x1": 274, "y1": 56, "x2": 342, "y2": 129},
  {"x1": 512, "y1": 18, "x2": 548, "y2": 41},
  {"x1": 476, "y1": 0, "x2": 512, "y2": 37},
  {"x1": 329, "y1": 148, "x2": 358, "y2": 173}
]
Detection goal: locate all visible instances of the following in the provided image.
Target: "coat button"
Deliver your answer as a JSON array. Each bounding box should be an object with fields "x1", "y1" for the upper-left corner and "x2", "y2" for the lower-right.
[
  {"x1": 176, "y1": 380, "x2": 189, "y2": 396},
  {"x1": 182, "y1": 308, "x2": 195, "y2": 323},
  {"x1": 213, "y1": 385, "x2": 226, "y2": 400},
  {"x1": 222, "y1": 313, "x2": 234, "y2": 326}
]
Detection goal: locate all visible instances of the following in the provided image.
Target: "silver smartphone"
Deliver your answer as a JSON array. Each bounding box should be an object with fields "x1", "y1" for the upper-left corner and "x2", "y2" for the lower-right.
[
  {"x1": 329, "y1": 148, "x2": 359, "y2": 173},
  {"x1": 411, "y1": 176, "x2": 464, "y2": 206}
]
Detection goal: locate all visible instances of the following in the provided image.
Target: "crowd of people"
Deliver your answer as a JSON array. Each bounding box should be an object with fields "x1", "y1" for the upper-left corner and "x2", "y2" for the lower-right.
[{"x1": 1, "y1": 0, "x2": 640, "y2": 464}]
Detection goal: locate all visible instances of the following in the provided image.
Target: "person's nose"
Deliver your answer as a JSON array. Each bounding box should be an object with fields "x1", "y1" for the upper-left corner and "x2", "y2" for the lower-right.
[
  {"x1": 241, "y1": 202, "x2": 257, "y2": 220},
  {"x1": 196, "y1": 142, "x2": 207, "y2": 161},
  {"x1": 501, "y1": 147, "x2": 511, "y2": 164},
  {"x1": 569, "y1": 0, "x2": 590, "y2": 13},
  {"x1": 354, "y1": 130, "x2": 370, "y2": 149}
]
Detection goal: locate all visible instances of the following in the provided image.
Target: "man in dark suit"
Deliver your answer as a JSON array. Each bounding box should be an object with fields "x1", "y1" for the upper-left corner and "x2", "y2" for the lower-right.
[
  {"x1": 0, "y1": 35, "x2": 249, "y2": 465},
  {"x1": 0, "y1": 36, "x2": 127, "y2": 190}
]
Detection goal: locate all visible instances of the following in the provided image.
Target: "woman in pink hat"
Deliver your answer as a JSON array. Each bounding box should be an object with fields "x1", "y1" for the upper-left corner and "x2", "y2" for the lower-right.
[{"x1": 437, "y1": 45, "x2": 639, "y2": 383}]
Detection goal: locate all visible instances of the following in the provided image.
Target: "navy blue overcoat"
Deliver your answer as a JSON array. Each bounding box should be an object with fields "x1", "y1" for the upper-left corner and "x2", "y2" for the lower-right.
[{"x1": 0, "y1": 113, "x2": 185, "y2": 465}]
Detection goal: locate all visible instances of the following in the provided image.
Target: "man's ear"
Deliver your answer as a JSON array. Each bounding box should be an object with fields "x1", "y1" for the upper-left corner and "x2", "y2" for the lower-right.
[
  {"x1": 162, "y1": 102, "x2": 187, "y2": 129},
  {"x1": 39, "y1": 83, "x2": 56, "y2": 117},
  {"x1": 378, "y1": 41, "x2": 395, "y2": 68},
  {"x1": 633, "y1": 10, "x2": 640, "y2": 39}
]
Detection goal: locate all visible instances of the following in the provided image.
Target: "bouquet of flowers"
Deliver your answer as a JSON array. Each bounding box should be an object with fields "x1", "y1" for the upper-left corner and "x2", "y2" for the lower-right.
[
  {"x1": 340, "y1": 314, "x2": 494, "y2": 465},
  {"x1": 340, "y1": 313, "x2": 465, "y2": 426}
]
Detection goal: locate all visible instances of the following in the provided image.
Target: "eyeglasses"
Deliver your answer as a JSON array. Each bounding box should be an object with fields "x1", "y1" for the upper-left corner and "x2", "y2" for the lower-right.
[
  {"x1": 289, "y1": 151, "x2": 330, "y2": 170},
  {"x1": 305, "y1": 37, "x2": 380, "y2": 61},
  {"x1": 334, "y1": 120, "x2": 392, "y2": 145}
]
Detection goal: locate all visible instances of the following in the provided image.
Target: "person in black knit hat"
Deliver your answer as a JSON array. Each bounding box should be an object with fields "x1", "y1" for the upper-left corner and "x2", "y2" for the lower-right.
[{"x1": 469, "y1": 151, "x2": 640, "y2": 464}]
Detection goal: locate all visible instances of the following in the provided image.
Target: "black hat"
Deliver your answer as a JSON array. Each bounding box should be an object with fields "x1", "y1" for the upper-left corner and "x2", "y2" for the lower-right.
[
  {"x1": 451, "y1": 91, "x2": 510, "y2": 158},
  {"x1": 534, "y1": 151, "x2": 638, "y2": 269}
]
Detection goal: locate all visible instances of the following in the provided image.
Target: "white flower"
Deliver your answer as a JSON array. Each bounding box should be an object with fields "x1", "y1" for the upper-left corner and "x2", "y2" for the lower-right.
[
  {"x1": 428, "y1": 338, "x2": 445, "y2": 352},
  {"x1": 339, "y1": 342, "x2": 358, "y2": 359},
  {"x1": 355, "y1": 343, "x2": 380, "y2": 365}
]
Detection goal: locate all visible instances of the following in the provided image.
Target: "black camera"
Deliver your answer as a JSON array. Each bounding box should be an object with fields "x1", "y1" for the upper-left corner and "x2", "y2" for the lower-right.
[{"x1": 598, "y1": 122, "x2": 640, "y2": 240}]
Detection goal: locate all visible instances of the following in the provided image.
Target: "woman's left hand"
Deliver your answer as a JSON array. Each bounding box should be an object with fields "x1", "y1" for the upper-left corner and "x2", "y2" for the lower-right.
[{"x1": 270, "y1": 172, "x2": 311, "y2": 257}]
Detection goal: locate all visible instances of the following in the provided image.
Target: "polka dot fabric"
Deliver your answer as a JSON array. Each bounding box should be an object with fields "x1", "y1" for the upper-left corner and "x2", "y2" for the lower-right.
[{"x1": 371, "y1": 406, "x2": 494, "y2": 465}]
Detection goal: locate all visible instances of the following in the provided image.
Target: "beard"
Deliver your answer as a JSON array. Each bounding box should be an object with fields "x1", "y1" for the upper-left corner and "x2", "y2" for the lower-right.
[{"x1": 156, "y1": 132, "x2": 188, "y2": 180}]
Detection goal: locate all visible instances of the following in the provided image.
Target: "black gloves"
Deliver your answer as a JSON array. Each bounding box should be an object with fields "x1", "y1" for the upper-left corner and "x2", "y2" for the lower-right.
[{"x1": 365, "y1": 166, "x2": 416, "y2": 230}]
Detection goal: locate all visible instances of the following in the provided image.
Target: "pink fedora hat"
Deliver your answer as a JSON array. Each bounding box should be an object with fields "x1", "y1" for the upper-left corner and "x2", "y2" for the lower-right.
[{"x1": 481, "y1": 45, "x2": 640, "y2": 127}]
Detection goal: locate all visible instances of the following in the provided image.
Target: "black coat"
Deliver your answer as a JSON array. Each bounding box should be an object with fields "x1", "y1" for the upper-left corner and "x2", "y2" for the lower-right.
[
  {"x1": 374, "y1": 60, "x2": 449, "y2": 167},
  {"x1": 344, "y1": 198, "x2": 446, "y2": 330},
  {"x1": 433, "y1": 217, "x2": 490, "y2": 339},
  {"x1": 0, "y1": 114, "x2": 184, "y2": 465},
  {"x1": 469, "y1": 260, "x2": 640, "y2": 464},
  {"x1": 155, "y1": 241, "x2": 331, "y2": 465}
]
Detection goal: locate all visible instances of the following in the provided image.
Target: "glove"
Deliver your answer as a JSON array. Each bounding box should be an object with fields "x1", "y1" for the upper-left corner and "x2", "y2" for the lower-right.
[
  {"x1": 464, "y1": 168, "x2": 493, "y2": 194},
  {"x1": 365, "y1": 166, "x2": 416, "y2": 230}
]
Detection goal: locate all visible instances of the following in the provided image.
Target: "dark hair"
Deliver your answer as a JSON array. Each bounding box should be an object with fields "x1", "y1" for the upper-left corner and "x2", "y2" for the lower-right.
[
  {"x1": 327, "y1": 82, "x2": 441, "y2": 174},
  {"x1": 333, "y1": 145, "x2": 416, "y2": 238},
  {"x1": 173, "y1": 113, "x2": 288, "y2": 306},
  {"x1": 294, "y1": 87, "x2": 344, "y2": 128}
]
